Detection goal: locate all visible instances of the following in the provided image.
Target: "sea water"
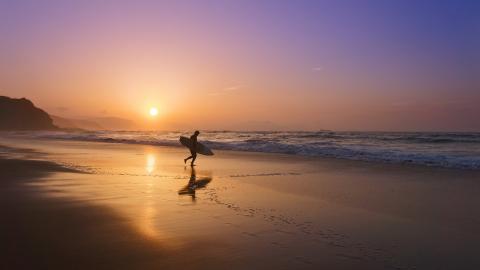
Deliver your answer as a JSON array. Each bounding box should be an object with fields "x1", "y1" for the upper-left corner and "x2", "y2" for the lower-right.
[{"x1": 8, "y1": 130, "x2": 480, "y2": 170}]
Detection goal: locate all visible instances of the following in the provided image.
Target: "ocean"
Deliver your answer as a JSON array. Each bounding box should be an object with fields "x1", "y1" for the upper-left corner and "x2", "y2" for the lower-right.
[{"x1": 7, "y1": 130, "x2": 480, "y2": 170}]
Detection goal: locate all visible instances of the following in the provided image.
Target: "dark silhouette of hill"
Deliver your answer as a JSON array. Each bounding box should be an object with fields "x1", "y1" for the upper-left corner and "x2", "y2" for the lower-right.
[{"x1": 0, "y1": 96, "x2": 57, "y2": 130}]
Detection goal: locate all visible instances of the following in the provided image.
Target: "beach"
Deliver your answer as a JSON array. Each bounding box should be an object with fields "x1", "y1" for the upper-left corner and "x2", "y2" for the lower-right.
[{"x1": 1, "y1": 136, "x2": 480, "y2": 269}]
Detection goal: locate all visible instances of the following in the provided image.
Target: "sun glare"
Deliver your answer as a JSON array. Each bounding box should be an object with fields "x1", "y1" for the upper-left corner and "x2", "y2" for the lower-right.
[{"x1": 149, "y1": 107, "x2": 158, "y2": 116}]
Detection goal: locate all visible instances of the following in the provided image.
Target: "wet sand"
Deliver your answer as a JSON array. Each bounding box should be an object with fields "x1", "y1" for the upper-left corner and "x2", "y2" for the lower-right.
[{"x1": 1, "y1": 136, "x2": 480, "y2": 269}]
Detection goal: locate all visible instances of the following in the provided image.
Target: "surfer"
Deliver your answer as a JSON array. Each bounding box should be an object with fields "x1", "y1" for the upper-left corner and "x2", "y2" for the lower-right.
[{"x1": 184, "y1": 130, "x2": 200, "y2": 166}]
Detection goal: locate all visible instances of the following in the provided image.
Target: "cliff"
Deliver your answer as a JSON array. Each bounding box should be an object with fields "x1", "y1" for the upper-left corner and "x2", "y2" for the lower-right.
[{"x1": 0, "y1": 96, "x2": 57, "y2": 130}]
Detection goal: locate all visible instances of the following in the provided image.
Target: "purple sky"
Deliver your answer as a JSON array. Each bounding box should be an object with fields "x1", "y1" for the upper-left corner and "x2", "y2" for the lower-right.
[{"x1": 1, "y1": 0, "x2": 479, "y2": 131}]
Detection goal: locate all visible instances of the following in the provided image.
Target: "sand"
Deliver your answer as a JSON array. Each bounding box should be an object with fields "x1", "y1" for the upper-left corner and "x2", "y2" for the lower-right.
[{"x1": 1, "y1": 136, "x2": 480, "y2": 269}]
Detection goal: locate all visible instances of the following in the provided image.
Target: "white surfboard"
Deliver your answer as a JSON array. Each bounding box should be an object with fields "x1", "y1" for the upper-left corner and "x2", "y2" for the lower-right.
[{"x1": 179, "y1": 136, "x2": 214, "y2": 156}]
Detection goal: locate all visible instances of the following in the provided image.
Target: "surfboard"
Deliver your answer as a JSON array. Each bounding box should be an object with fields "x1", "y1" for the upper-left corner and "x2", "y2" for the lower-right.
[{"x1": 179, "y1": 136, "x2": 214, "y2": 156}]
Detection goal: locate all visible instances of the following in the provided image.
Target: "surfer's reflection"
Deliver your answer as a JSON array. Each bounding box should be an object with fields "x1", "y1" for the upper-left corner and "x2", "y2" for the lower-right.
[{"x1": 178, "y1": 167, "x2": 212, "y2": 202}]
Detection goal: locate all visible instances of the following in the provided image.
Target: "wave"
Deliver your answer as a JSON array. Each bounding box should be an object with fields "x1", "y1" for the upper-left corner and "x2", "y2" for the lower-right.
[
  {"x1": 7, "y1": 130, "x2": 480, "y2": 170},
  {"x1": 203, "y1": 140, "x2": 480, "y2": 170}
]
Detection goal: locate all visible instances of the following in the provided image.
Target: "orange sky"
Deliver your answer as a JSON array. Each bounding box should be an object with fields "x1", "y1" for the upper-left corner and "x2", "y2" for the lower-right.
[{"x1": 1, "y1": 1, "x2": 479, "y2": 131}]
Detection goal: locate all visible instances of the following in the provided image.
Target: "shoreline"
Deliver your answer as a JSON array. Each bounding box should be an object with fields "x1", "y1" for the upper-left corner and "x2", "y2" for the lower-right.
[
  {"x1": 1, "y1": 137, "x2": 480, "y2": 269},
  {"x1": 2, "y1": 130, "x2": 479, "y2": 171},
  {"x1": 3, "y1": 133, "x2": 480, "y2": 173}
]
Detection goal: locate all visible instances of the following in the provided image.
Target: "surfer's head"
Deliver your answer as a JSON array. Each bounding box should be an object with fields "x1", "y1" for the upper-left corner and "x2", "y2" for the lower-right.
[{"x1": 194, "y1": 130, "x2": 200, "y2": 135}]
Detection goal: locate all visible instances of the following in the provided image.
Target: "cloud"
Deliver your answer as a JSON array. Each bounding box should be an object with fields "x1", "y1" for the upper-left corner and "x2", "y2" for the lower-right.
[
  {"x1": 209, "y1": 85, "x2": 243, "y2": 96},
  {"x1": 312, "y1": 66, "x2": 324, "y2": 72},
  {"x1": 224, "y1": 85, "x2": 242, "y2": 91}
]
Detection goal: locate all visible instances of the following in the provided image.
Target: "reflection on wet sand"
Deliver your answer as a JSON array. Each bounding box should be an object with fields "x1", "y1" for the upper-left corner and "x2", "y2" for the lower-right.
[
  {"x1": 178, "y1": 167, "x2": 212, "y2": 202},
  {"x1": 146, "y1": 153, "x2": 156, "y2": 174},
  {"x1": 139, "y1": 152, "x2": 165, "y2": 241}
]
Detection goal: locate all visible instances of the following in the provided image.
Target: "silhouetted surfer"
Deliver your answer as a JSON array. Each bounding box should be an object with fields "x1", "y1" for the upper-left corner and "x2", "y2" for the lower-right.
[{"x1": 184, "y1": 130, "x2": 200, "y2": 166}]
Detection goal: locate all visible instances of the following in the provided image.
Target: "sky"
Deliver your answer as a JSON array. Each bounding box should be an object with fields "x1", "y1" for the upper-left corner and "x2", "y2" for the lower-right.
[{"x1": 0, "y1": 0, "x2": 479, "y2": 131}]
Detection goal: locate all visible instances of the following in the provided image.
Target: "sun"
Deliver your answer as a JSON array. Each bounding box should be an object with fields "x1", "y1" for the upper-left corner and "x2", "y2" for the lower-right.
[{"x1": 149, "y1": 107, "x2": 158, "y2": 116}]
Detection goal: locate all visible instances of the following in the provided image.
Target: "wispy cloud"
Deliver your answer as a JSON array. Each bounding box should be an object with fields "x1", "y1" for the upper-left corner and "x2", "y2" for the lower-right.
[
  {"x1": 209, "y1": 85, "x2": 243, "y2": 96},
  {"x1": 312, "y1": 66, "x2": 324, "y2": 72},
  {"x1": 224, "y1": 85, "x2": 242, "y2": 91}
]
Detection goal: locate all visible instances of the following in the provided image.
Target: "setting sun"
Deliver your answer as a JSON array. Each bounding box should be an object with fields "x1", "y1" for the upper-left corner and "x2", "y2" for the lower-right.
[
  {"x1": 1, "y1": 2, "x2": 480, "y2": 269},
  {"x1": 149, "y1": 107, "x2": 158, "y2": 116}
]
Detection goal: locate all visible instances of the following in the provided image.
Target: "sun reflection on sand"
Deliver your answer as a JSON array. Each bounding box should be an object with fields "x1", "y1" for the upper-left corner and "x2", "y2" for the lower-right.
[
  {"x1": 137, "y1": 151, "x2": 185, "y2": 249},
  {"x1": 146, "y1": 153, "x2": 156, "y2": 174},
  {"x1": 139, "y1": 153, "x2": 162, "y2": 240},
  {"x1": 138, "y1": 204, "x2": 161, "y2": 239}
]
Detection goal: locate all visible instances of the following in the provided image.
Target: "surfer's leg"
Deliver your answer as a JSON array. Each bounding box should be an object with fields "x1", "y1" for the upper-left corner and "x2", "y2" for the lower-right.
[
  {"x1": 190, "y1": 153, "x2": 197, "y2": 166},
  {"x1": 184, "y1": 156, "x2": 193, "y2": 164}
]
